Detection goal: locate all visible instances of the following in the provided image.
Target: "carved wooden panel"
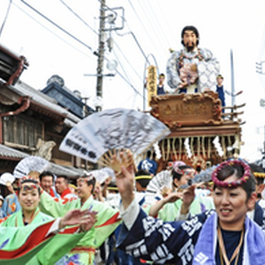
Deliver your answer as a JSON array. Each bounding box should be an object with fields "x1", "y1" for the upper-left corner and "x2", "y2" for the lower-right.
[{"x1": 150, "y1": 91, "x2": 222, "y2": 129}]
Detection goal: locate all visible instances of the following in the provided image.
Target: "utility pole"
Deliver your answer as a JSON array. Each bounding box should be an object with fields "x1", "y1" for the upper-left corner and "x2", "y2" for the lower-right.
[
  {"x1": 230, "y1": 49, "x2": 235, "y2": 107},
  {"x1": 95, "y1": 0, "x2": 106, "y2": 112}
]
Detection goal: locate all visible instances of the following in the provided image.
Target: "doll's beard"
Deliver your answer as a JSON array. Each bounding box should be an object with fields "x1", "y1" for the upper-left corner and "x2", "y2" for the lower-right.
[{"x1": 185, "y1": 42, "x2": 196, "y2": 52}]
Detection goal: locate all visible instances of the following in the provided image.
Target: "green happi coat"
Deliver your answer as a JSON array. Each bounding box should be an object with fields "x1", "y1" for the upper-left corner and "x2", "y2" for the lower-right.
[
  {"x1": 158, "y1": 196, "x2": 215, "y2": 221},
  {"x1": 39, "y1": 191, "x2": 121, "y2": 265},
  {"x1": 0, "y1": 208, "x2": 86, "y2": 265}
]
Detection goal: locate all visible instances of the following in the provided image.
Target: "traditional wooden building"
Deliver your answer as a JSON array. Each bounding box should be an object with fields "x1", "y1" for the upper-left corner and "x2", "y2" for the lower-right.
[{"x1": 0, "y1": 45, "x2": 94, "y2": 178}]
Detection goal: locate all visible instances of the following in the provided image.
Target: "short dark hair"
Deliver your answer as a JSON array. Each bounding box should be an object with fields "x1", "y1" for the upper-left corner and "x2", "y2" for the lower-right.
[
  {"x1": 146, "y1": 150, "x2": 156, "y2": 159},
  {"x1": 57, "y1": 175, "x2": 69, "y2": 184},
  {"x1": 39, "y1": 171, "x2": 54, "y2": 181},
  {"x1": 135, "y1": 170, "x2": 152, "y2": 188},
  {"x1": 107, "y1": 181, "x2": 119, "y2": 193},
  {"x1": 249, "y1": 163, "x2": 264, "y2": 185},
  {"x1": 172, "y1": 165, "x2": 193, "y2": 181},
  {"x1": 181, "y1": 25, "x2": 199, "y2": 46}
]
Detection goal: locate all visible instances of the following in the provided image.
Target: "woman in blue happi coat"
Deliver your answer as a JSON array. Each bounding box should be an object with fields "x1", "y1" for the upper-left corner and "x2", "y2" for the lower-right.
[{"x1": 115, "y1": 155, "x2": 265, "y2": 265}]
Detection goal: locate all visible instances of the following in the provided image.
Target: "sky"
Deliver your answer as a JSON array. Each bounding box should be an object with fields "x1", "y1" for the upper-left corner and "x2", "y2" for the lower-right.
[{"x1": 1, "y1": 0, "x2": 265, "y2": 162}]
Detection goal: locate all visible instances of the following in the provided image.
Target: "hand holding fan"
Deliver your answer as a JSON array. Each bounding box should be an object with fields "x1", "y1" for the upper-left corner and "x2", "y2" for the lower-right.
[
  {"x1": 60, "y1": 108, "x2": 170, "y2": 174},
  {"x1": 0, "y1": 172, "x2": 15, "y2": 186}
]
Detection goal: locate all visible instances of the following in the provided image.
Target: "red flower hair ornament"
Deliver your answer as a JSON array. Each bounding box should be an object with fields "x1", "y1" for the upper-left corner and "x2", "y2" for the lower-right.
[
  {"x1": 211, "y1": 160, "x2": 251, "y2": 188},
  {"x1": 77, "y1": 173, "x2": 95, "y2": 184},
  {"x1": 19, "y1": 176, "x2": 39, "y2": 191}
]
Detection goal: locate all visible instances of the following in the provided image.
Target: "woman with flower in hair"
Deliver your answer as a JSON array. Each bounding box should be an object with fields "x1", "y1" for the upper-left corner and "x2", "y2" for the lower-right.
[
  {"x1": 0, "y1": 177, "x2": 97, "y2": 265},
  {"x1": 148, "y1": 163, "x2": 214, "y2": 222},
  {"x1": 115, "y1": 157, "x2": 265, "y2": 264}
]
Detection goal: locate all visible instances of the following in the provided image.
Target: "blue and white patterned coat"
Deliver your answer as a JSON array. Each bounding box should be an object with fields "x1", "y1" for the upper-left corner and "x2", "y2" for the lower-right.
[
  {"x1": 166, "y1": 48, "x2": 219, "y2": 93},
  {"x1": 117, "y1": 199, "x2": 265, "y2": 265}
]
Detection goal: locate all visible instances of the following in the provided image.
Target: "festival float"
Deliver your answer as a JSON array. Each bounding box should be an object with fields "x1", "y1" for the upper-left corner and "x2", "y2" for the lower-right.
[{"x1": 146, "y1": 65, "x2": 245, "y2": 171}]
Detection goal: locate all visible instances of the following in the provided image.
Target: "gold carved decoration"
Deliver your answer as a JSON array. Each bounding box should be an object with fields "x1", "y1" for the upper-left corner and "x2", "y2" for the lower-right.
[
  {"x1": 147, "y1": 65, "x2": 157, "y2": 106},
  {"x1": 150, "y1": 91, "x2": 222, "y2": 129}
]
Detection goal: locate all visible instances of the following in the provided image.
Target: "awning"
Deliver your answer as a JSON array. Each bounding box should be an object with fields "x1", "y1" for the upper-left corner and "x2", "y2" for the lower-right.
[{"x1": 0, "y1": 144, "x2": 86, "y2": 178}]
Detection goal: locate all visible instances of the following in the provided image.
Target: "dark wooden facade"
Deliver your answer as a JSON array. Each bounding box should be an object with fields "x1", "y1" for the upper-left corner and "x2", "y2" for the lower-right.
[
  {"x1": 0, "y1": 46, "x2": 94, "y2": 177},
  {"x1": 0, "y1": 80, "x2": 91, "y2": 176}
]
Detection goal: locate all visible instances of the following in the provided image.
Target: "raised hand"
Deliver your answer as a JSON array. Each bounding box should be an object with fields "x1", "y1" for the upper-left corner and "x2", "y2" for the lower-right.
[
  {"x1": 113, "y1": 151, "x2": 135, "y2": 210},
  {"x1": 59, "y1": 209, "x2": 84, "y2": 229},
  {"x1": 180, "y1": 185, "x2": 195, "y2": 214},
  {"x1": 6, "y1": 183, "x2": 15, "y2": 194},
  {"x1": 149, "y1": 191, "x2": 182, "y2": 217},
  {"x1": 104, "y1": 177, "x2": 112, "y2": 186},
  {"x1": 59, "y1": 209, "x2": 98, "y2": 231},
  {"x1": 164, "y1": 192, "x2": 182, "y2": 203}
]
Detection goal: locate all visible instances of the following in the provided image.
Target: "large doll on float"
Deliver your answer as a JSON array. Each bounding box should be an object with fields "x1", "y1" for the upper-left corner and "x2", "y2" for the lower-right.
[{"x1": 167, "y1": 25, "x2": 219, "y2": 94}]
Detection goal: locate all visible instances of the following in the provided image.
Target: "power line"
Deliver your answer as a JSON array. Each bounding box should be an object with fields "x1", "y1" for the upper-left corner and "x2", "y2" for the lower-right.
[
  {"x1": 57, "y1": 1, "x2": 145, "y2": 99},
  {"x1": 12, "y1": 2, "x2": 94, "y2": 60},
  {"x1": 156, "y1": 0, "x2": 178, "y2": 46},
  {"x1": 115, "y1": 67, "x2": 144, "y2": 99},
  {"x1": 127, "y1": 0, "x2": 163, "y2": 59},
  {"x1": 58, "y1": 0, "x2": 144, "y2": 105},
  {"x1": 59, "y1": 0, "x2": 98, "y2": 36},
  {"x1": 115, "y1": 29, "x2": 150, "y2": 65},
  {"x1": 0, "y1": 0, "x2": 13, "y2": 38},
  {"x1": 113, "y1": 38, "x2": 142, "y2": 81},
  {"x1": 17, "y1": 1, "x2": 144, "y2": 102},
  {"x1": 111, "y1": 43, "x2": 145, "y2": 97},
  {"x1": 112, "y1": 51, "x2": 133, "y2": 83},
  {"x1": 97, "y1": 55, "x2": 143, "y2": 108},
  {"x1": 136, "y1": 0, "x2": 167, "y2": 52},
  {"x1": 20, "y1": 0, "x2": 94, "y2": 52},
  {"x1": 144, "y1": 0, "x2": 172, "y2": 48}
]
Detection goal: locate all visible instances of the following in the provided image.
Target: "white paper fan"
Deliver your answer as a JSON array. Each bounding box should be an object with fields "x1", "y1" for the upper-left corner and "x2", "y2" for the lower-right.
[
  {"x1": 89, "y1": 168, "x2": 114, "y2": 184},
  {"x1": 193, "y1": 165, "x2": 217, "y2": 183},
  {"x1": 146, "y1": 170, "x2": 172, "y2": 194},
  {"x1": 0, "y1": 172, "x2": 15, "y2": 186},
  {"x1": 60, "y1": 108, "x2": 170, "y2": 172},
  {"x1": 13, "y1": 156, "x2": 50, "y2": 179},
  {"x1": 101, "y1": 167, "x2": 115, "y2": 178}
]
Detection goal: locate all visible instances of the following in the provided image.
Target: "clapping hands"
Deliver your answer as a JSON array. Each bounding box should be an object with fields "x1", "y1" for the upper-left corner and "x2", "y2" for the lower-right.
[{"x1": 59, "y1": 209, "x2": 97, "y2": 232}]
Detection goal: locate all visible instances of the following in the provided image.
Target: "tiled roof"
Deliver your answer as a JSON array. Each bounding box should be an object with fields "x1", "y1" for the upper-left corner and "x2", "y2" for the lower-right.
[
  {"x1": 0, "y1": 144, "x2": 28, "y2": 159},
  {"x1": 47, "y1": 163, "x2": 85, "y2": 178},
  {"x1": 0, "y1": 144, "x2": 85, "y2": 178},
  {"x1": 42, "y1": 82, "x2": 94, "y2": 119},
  {"x1": 11, "y1": 80, "x2": 81, "y2": 124}
]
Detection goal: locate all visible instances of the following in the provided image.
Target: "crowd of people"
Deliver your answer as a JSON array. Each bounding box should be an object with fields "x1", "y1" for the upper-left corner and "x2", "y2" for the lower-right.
[
  {"x1": 0, "y1": 25, "x2": 259, "y2": 265},
  {"x1": 0, "y1": 154, "x2": 265, "y2": 264}
]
